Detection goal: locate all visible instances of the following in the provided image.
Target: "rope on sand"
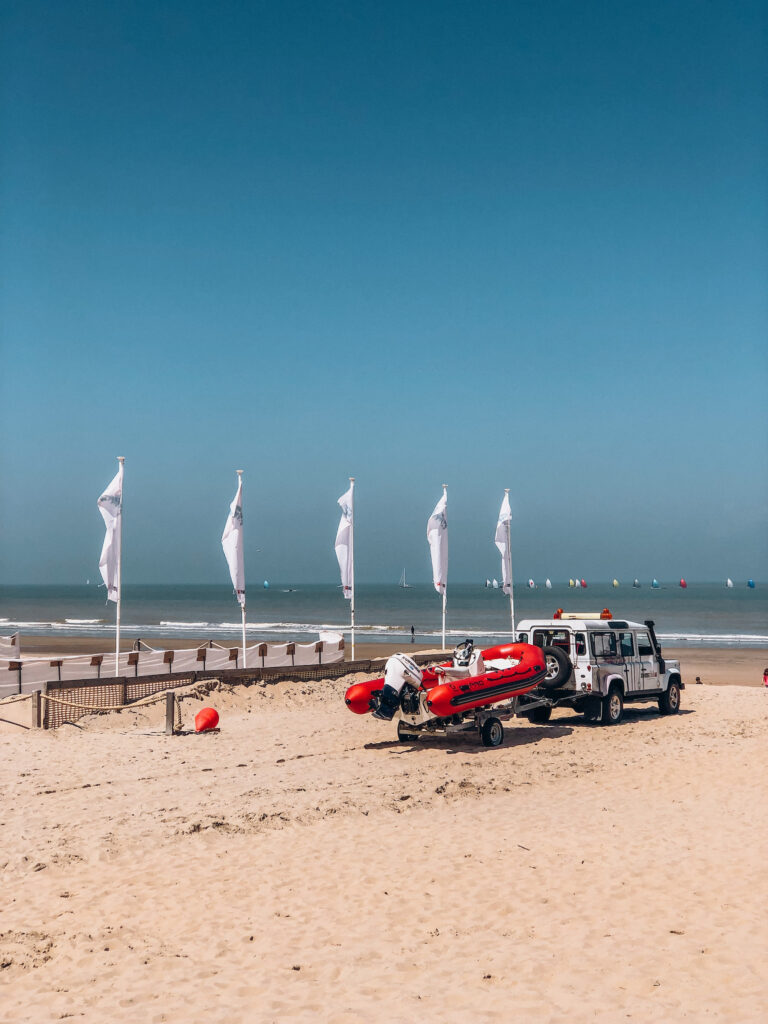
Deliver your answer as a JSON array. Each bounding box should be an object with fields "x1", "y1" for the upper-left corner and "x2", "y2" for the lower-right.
[{"x1": 0, "y1": 692, "x2": 33, "y2": 706}]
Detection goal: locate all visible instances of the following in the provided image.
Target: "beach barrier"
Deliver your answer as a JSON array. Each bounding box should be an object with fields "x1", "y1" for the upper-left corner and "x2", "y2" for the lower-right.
[{"x1": 0, "y1": 636, "x2": 345, "y2": 700}]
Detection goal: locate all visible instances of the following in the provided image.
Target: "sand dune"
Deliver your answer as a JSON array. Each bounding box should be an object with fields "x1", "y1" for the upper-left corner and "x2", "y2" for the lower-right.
[{"x1": 1, "y1": 671, "x2": 767, "y2": 1022}]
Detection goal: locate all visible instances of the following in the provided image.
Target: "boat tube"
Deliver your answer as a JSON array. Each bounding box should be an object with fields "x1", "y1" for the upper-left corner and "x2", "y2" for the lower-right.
[{"x1": 345, "y1": 640, "x2": 547, "y2": 722}]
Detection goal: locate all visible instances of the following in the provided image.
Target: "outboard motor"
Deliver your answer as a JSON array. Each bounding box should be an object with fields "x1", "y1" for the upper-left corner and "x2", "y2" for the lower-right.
[{"x1": 373, "y1": 653, "x2": 423, "y2": 721}]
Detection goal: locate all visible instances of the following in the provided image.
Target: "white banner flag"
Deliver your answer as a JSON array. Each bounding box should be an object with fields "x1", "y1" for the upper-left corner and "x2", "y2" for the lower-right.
[
  {"x1": 335, "y1": 484, "x2": 354, "y2": 599},
  {"x1": 427, "y1": 490, "x2": 448, "y2": 594},
  {"x1": 494, "y1": 492, "x2": 512, "y2": 595},
  {"x1": 222, "y1": 475, "x2": 245, "y2": 607},
  {"x1": 97, "y1": 462, "x2": 124, "y2": 602}
]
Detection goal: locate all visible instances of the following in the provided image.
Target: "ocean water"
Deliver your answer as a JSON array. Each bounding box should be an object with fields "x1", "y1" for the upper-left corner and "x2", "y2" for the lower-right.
[{"x1": 0, "y1": 582, "x2": 765, "y2": 648}]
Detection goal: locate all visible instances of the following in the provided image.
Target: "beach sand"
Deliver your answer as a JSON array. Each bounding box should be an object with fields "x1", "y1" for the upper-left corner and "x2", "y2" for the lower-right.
[{"x1": 1, "y1": 662, "x2": 767, "y2": 1021}]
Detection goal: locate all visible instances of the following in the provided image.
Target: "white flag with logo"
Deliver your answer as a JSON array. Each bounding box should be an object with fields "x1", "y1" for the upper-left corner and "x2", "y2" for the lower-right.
[
  {"x1": 426, "y1": 490, "x2": 448, "y2": 594},
  {"x1": 97, "y1": 463, "x2": 124, "y2": 602},
  {"x1": 335, "y1": 485, "x2": 353, "y2": 599},
  {"x1": 222, "y1": 477, "x2": 245, "y2": 606},
  {"x1": 494, "y1": 492, "x2": 512, "y2": 595}
]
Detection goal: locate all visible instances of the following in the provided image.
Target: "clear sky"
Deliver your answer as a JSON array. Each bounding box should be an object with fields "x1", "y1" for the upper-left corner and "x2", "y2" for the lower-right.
[{"x1": 1, "y1": 0, "x2": 766, "y2": 585}]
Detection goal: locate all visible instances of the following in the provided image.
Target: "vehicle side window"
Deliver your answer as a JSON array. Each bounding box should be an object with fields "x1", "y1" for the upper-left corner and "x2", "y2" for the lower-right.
[
  {"x1": 618, "y1": 632, "x2": 634, "y2": 658},
  {"x1": 636, "y1": 631, "x2": 653, "y2": 657},
  {"x1": 574, "y1": 633, "x2": 586, "y2": 656},
  {"x1": 517, "y1": 633, "x2": 528, "y2": 643},
  {"x1": 590, "y1": 631, "x2": 617, "y2": 658}
]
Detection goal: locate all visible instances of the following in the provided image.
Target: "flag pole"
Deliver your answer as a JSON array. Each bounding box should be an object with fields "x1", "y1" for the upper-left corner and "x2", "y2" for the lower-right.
[
  {"x1": 505, "y1": 488, "x2": 515, "y2": 637},
  {"x1": 441, "y1": 483, "x2": 447, "y2": 651},
  {"x1": 238, "y1": 470, "x2": 247, "y2": 669},
  {"x1": 349, "y1": 477, "x2": 355, "y2": 660},
  {"x1": 115, "y1": 456, "x2": 125, "y2": 676}
]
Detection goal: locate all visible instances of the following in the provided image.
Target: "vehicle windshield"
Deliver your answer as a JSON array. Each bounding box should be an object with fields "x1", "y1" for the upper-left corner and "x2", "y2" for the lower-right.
[{"x1": 590, "y1": 631, "x2": 618, "y2": 659}]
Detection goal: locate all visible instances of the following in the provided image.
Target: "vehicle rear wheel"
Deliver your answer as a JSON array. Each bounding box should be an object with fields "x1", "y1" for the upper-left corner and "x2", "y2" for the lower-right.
[
  {"x1": 480, "y1": 717, "x2": 504, "y2": 747},
  {"x1": 523, "y1": 705, "x2": 552, "y2": 724},
  {"x1": 602, "y1": 686, "x2": 623, "y2": 725},
  {"x1": 397, "y1": 720, "x2": 418, "y2": 742},
  {"x1": 659, "y1": 679, "x2": 681, "y2": 715},
  {"x1": 540, "y1": 646, "x2": 572, "y2": 690}
]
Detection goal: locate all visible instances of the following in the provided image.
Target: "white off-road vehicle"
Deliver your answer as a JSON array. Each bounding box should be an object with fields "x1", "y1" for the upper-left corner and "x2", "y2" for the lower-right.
[{"x1": 514, "y1": 610, "x2": 684, "y2": 725}]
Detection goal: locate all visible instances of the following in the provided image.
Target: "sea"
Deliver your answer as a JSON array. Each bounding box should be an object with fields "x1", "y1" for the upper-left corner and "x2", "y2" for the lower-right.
[{"x1": 0, "y1": 582, "x2": 765, "y2": 649}]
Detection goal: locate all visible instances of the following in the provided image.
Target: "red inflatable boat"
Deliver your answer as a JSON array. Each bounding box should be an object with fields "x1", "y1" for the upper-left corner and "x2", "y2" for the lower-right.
[{"x1": 345, "y1": 641, "x2": 547, "y2": 746}]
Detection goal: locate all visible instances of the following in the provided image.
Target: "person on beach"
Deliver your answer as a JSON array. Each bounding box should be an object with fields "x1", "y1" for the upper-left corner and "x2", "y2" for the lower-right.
[
  {"x1": 695, "y1": 676, "x2": 703, "y2": 685},
  {"x1": 763, "y1": 667, "x2": 768, "y2": 688},
  {"x1": 411, "y1": 626, "x2": 415, "y2": 643}
]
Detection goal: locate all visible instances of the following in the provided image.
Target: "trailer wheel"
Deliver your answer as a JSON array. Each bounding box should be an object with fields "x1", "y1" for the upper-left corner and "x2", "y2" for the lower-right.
[
  {"x1": 659, "y1": 679, "x2": 681, "y2": 715},
  {"x1": 481, "y1": 717, "x2": 504, "y2": 747},
  {"x1": 523, "y1": 705, "x2": 552, "y2": 724},
  {"x1": 602, "y1": 685, "x2": 624, "y2": 725},
  {"x1": 540, "y1": 646, "x2": 572, "y2": 689},
  {"x1": 397, "y1": 721, "x2": 418, "y2": 742}
]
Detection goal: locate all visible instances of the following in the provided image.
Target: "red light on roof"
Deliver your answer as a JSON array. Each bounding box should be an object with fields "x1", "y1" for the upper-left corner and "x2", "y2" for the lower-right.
[
  {"x1": 553, "y1": 608, "x2": 563, "y2": 619},
  {"x1": 600, "y1": 608, "x2": 612, "y2": 619}
]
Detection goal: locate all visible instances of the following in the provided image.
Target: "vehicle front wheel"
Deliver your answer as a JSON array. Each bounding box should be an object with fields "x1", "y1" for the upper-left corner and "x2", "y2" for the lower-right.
[
  {"x1": 659, "y1": 679, "x2": 681, "y2": 715},
  {"x1": 480, "y1": 717, "x2": 504, "y2": 747},
  {"x1": 602, "y1": 686, "x2": 624, "y2": 725}
]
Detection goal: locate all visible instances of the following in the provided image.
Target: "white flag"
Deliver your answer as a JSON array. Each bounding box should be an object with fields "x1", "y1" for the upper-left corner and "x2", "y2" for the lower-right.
[
  {"x1": 494, "y1": 492, "x2": 512, "y2": 595},
  {"x1": 97, "y1": 463, "x2": 124, "y2": 602},
  {"x1": 426, "y1": 490, "x2": 448, "y2": 594},
  {"x1": 335, "y1": 484, "x2": 354, "y2": 599},
  {"x1": 222, "y1": 476, "x2": 245, "y2": 607}
]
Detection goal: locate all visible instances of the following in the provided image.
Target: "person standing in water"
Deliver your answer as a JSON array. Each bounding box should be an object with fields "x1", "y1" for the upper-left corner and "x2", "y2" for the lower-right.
[{"x1": 411, "y1": 625, "x2": 415, "y2": 643}]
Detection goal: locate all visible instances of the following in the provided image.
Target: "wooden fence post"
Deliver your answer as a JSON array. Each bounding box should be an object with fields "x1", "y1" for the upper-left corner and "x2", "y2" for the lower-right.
[
  {"x1": 31, "y1": 690, "x2": 41, "y2": 729},
  {"x1": 165, "y1": 691, "x2": 175, "y2": 735}
]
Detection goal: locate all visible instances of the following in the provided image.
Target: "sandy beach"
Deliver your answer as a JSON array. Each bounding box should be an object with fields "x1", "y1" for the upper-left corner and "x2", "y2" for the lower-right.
[{"x1": 1, "y1": 651, "x2": 767, "y2": 1022}]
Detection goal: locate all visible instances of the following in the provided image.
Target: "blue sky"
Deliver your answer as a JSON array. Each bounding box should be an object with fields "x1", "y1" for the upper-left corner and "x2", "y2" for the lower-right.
[{"x1": 1, "y1": 0, "x2": 766, "y2": 584}]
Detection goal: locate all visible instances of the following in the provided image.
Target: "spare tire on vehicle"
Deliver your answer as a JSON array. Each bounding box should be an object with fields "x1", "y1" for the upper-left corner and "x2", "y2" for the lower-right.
[{"x1": 540, "y1": 645, "x2": 572, "y2": 690}]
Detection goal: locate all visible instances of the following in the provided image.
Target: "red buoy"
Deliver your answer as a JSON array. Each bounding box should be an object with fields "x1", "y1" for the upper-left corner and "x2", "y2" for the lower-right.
[{"x1": 195, "y1": 707, "x2": 219, "y2": 732}]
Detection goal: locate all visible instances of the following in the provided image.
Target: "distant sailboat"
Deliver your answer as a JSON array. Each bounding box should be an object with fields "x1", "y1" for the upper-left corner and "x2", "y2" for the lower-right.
[
  {"x1": 633, "y1": 579, "x2": 641, "y2": 588},
  {"x1": 399, "y1": 569, "x2": 412, "y2": 589},
  {"x1": 527, "y1": 578, "x2": 535, "y2": 589},
  {"x1": 569, "y1": 578, "x2": 575, "y2": 588},
  {"x1": 652, "y1": 579, "x2": 660, "y2": 589},
  {"x1": 545, "y1": 579, "x2": 552, "y2": 589},
  {"x1": 581, "y1": 579, "x2": 587, "y2": 589},
  {"x1": 612, "y1": 579, "x2": 619, "y2": 588},
  {"x1": 492, "y1": 578, "x2": 499, "y2": 589},
  {"x1": 726, "y1": 578, "x2": 734, "y2": 588},
  {"x1": 263, "y1": 580, "x2": 269, "y2": 589},
  {"x1": 574, "y1": 578, "x2": 581, "y2": 588},
  {"x1": 485, "y1": 578, "x2": 491, "y2": 588},
  {"x1": 748, "y1": 579, "x2": 755, "y2": 589},
  {"x1": 680, "y1": 578, "x2": 687, "y2": 588}
]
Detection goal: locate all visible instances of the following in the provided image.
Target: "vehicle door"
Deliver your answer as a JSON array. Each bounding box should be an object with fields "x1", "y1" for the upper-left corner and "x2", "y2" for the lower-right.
[
  {"x1": 617, "y1": 631, "x2": 640, "y2": 693},
  {"x1": 635, "y1": 629, "x2": 660, "y2": 690}
]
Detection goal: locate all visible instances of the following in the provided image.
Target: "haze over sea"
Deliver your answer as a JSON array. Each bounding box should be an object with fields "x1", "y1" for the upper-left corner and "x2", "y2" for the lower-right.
[{"x1": 0, "y1": 582, "x2": 764, "y2": 648}]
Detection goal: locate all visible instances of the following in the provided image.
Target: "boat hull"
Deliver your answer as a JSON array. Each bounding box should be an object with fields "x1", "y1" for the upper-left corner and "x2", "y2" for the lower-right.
[{"x1": 344, "y1": 642, "x2": 547, "y2": 717}]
